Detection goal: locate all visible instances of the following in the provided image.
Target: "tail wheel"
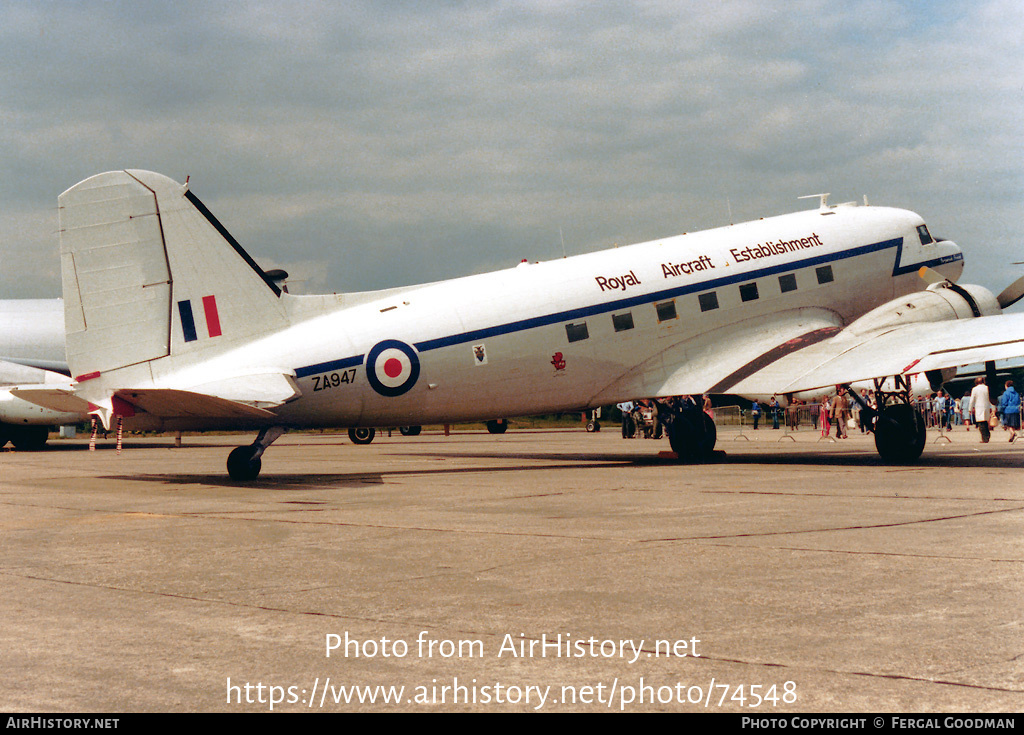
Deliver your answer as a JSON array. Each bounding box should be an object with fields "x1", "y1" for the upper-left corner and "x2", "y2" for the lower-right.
[
  {"x1": 349, "y1": 427, "x2": 376, "y2": 445},
  {"x1": 874, "y1": 405, "x2": 925, "y2": 462},
  {"x1": 486, "y1": 419, "x2": 508, "y2": 434},
  {"x1": 586, "y1": 420, "x2": 600, "y2": 432},
  {"x1": 668, "y1": 411, "x2": 717, "y2": 462}
]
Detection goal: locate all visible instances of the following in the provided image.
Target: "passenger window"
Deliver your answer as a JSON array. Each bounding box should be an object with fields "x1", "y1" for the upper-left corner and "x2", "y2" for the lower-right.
[
  {"x1": 566, "y1": 322, "x2": 589, "y2": 342},
  {"x1": 815, "y1": 265, "x2": 834, "y2": 284},
  {"x1": 612, "y1": 312, "x2": 634, "y2": 332},
  {"x1": 655, "y1": 300, "x2": 677, "y2": 322},
  {"x1": 698, "y1": 292, "x2": 719, "y2": 312},
  {"x1": 739, "y1": 282, "x2": 759, "y2": 302},
  {"x1": 779, "y1": 273, "x2": 797, "y2": 293}
]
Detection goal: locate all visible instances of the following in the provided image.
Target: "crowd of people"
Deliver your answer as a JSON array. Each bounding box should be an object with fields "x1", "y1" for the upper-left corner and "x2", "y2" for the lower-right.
[
  {"x1": 747, "y1": 380, "x2": 1022, "y2": 443},
  {"x1": 616, "y1": 379, "x2": 1022, "y2": 445}
]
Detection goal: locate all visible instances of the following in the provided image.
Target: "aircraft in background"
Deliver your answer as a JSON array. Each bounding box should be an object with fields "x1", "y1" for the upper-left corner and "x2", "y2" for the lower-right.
[
  {"x1": 12, "y1": 170, "x2": 1024, "y2": 479},
  {"x1": 0, "y1": 299, "x2": 82, "y2": 448}
]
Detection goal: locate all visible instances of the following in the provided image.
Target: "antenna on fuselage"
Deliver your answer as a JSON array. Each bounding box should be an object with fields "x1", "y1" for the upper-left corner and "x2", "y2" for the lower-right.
[
  {"x1": 559, "y1": 227, "x2": 567, "y2": 258},
  {"x1": 798, "y1": 193, "x2": 831, "y2": 210}
]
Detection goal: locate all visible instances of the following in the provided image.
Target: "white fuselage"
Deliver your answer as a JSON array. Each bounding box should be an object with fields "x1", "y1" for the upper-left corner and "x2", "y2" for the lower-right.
[
  {"x1": 123, "y1": 203, "x2": 961, "y2": 431},
  {"x1": 0, "y1": 203, "x2": 964, "y2": 432}
]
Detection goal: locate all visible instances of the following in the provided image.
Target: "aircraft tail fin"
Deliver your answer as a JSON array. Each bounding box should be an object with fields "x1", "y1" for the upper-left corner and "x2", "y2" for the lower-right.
[{"x1": 59, "y1": 170, "x2": 288, "y2": 379}]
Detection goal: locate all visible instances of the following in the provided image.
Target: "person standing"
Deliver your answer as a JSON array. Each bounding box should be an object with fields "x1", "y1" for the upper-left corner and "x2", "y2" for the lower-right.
[
  {"x1": 751, "y1": 400, "x2": 762, "y2": 430},
  {"x1": 998, "y1": 380, "x2": 1020, "y2": 443},
  {"x1": 969, "y1": 377, "x2": 992, "y2": 443},
  {"x1": 831, "y1": 387, "x2": 849, "y2": 439}
]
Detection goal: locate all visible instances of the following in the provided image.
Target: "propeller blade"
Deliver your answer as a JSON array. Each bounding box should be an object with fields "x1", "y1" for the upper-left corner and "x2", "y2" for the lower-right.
[
  {"x1": 997, "y1": 274, "x2": 1024, "y2": 309},
  {"x1": 917, "y1": 266, "x2": 947, "y2": 285}
]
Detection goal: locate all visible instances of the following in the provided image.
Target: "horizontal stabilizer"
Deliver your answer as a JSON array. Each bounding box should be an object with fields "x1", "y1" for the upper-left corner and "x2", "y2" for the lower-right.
[
  {"x1": 10, "y1": 386, "x2": 93, "y2": 414},
  {"x1": 113, "y1": 389, "x2": 278, "y2": 420},
  {"x1": 11, "y1": 385, "x2": 279, "y2": 421},
  {"x1": 185, "y1": 370, "x2": 300, "y2": 409}
]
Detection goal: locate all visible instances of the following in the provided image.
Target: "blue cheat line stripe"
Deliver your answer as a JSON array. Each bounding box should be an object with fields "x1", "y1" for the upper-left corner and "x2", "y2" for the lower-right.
[
  {"x1": 413, "y1": 237, "x2": 903, "y2": 352},
  {"x1": 293, "y1": 236, "x2": 960, "y2": 379},
  {"x1": 294, "y1": 354, "x2": 363, "y2": 379}
]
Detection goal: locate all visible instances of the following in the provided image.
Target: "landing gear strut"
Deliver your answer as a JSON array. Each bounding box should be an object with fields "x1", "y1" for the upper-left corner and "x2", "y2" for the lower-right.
[{"x1": 227, "y1": 426, "x2": 285, "y2": 481}]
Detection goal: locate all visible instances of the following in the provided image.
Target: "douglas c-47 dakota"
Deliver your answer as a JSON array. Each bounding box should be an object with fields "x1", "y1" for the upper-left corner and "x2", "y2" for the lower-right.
[{"x1": 9, "y1": 170, "x2": 1024, "y2": 479}]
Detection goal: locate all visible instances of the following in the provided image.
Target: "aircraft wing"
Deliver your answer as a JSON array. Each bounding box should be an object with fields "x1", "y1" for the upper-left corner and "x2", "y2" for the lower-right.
[
  {"x1": 597, "y1": 307, "x2": 844, "y2": 400},
  {"x1": 725, "y1": 312, "x2": 1024, "y2": 396}
]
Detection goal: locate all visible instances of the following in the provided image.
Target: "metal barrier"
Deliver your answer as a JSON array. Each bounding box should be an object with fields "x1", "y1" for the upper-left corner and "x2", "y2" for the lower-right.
[{"x1": 710, "y1": 405, "x2": 749, "y2": 441}]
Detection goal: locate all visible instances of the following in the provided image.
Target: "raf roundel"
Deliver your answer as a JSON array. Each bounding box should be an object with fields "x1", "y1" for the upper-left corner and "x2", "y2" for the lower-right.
[{"x1": 365, "y1": 340, "x2": 421, "y2": 397}]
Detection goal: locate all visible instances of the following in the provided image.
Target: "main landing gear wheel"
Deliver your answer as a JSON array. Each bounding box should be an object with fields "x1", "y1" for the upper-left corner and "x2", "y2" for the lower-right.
[
  {"x1": 0, "y1": 424, "x2": 49, "y2": 451},
  {"x1": 486, "y1": 419, "x2": 508, "y2": 434},
  {"x1": 399, "y1": 425, "x2": 422, "y2": 436},
  {"x1": 349, "y1": 427, "x2": 376, "y2": 444},
  {"x1": 668, "y1": 411, "x2": 717, "y2": 462},
  {"x1": 226, "y1": 426, "x2": 285, "y2": 481},
  {"x1": 874, "y1": 404, "x2": 926, "y2": 462},
  {"x1": 10, "y1": 426, "x2": 49, "y2": 451},
  {"x1": 227, "y1": 446, "x2": 262, "y2": 481}
]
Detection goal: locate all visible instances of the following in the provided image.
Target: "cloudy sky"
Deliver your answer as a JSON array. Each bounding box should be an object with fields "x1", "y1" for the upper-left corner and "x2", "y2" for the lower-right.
[{"x1": 1, "y1": 1, "x2": 1021, "y2": 300}]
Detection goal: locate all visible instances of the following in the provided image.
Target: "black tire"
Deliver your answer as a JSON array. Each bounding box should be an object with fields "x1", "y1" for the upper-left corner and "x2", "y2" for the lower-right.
[
  {"x1": 10, "y1": 425, "x2": 49, "y2": 451},
  {"x1": 668, "y1": 411, "x2": 717, "y2": 461},
  {"x1": 399, "y1": 426, "x2": 422, "y2": 436},
  {"x1": 586, "y1": 420, "x2": 600, "y2": 432},
  {"x1": 227, "y1": 446, "x2": 262, "y2": 481},
  {"x1": 486, "y1": 419, "x2": 508, "y2": 434},
  {"x1": 874, "y1": 405, "x2": 926, "y2": 462},
  {"x1": 349, "y1": 427, "x2": 376, "y2": 444}
]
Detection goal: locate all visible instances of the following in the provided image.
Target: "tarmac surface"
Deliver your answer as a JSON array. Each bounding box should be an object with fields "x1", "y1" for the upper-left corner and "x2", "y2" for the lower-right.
[{"x1": 1, "y1": 423, "x2": 1022, "y2": 712}]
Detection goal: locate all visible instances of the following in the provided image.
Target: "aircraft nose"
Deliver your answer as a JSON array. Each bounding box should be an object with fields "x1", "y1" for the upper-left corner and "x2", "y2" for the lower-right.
[{"x1": 934, "y1": 239, "x2": 964, "y2": 282}]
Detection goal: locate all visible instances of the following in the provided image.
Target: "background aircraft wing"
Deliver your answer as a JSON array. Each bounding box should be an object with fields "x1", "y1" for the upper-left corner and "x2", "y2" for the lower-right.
[{"x1": 726, "y1": 312, "x2": 1024, "y2": 396}]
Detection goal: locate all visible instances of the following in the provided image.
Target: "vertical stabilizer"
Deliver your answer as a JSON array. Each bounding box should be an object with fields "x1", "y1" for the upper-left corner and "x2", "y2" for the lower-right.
[{"x1": 58, "y1": 170, "x2": 288, "y2": 380}]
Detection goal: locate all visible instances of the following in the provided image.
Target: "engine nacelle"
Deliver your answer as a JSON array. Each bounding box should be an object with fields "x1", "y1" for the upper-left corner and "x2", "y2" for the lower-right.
[
  {"x1": 0, "y1": 386, "x2": 84, "y2": 426},
  {"x1": 845, "y1": 282, "x2": 1001, "y2": 337}
]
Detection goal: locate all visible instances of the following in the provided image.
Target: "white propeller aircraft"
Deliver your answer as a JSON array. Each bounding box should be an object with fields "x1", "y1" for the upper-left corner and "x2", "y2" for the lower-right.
[
  {"x1": 0, "y1": 299, "x2": 81, "y2": 448},
  {"x1": 10, "y1": 170, "x2": 1024, "y2": 479}
]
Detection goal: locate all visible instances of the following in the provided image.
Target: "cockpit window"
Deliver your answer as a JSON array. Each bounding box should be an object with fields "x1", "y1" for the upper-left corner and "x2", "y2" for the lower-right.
[{"x1": 917, "y1": 224, "x2": 934, "y2": 245}]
